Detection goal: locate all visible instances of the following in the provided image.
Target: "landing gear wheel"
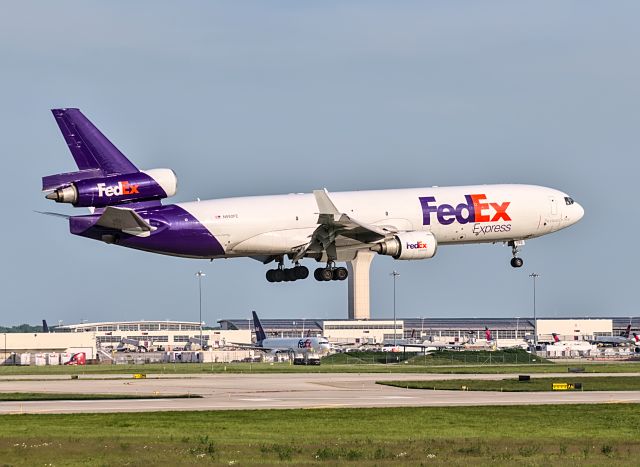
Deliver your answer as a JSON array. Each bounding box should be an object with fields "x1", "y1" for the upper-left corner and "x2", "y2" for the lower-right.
[
  {"x1": 320, "y1": 268, "x2": 334, "y2": 281},
  {"x1": 272, "y1": 269, "x2": 285, "y2": 282},
  {"x1": 266, "y1": 270, "x2": 276, "y2": 282},
  {"x1": 314, "y1": 268, "x2": 325, "y2": 281},
  {"x1": 286, "y1": 268, "x2": 301, "y2": 282},
  {"x1": 510, "y1": 257, "x2": 524, "y2": 268},
  {"x1": 334, "y1": 267, "x2": 348, "y2": 281},
  {"x1": 293, "y1": 265, "x2": 309, "y2": 280}
]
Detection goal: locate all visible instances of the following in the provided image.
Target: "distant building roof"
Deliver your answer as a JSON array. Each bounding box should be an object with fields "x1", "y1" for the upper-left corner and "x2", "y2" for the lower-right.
[{"x1": 219, "y1": 317, "x2": 629, "y2": 333}]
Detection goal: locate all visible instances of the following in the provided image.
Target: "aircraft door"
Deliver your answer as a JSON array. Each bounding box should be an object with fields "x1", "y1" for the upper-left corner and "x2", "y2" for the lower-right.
[
  {"x1": 548, "y1": 196, "x2": 562, "y2": 232},
  {"x1": 550, "y1": 196, "x2": 558, "y2": 216}
]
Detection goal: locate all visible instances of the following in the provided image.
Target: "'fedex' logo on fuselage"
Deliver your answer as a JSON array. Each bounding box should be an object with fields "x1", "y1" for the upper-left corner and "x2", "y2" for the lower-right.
[
  {"x1": 419, "y1": 194, "x2": 511, "y2": 226},
  {"x1": 298, "y1": 339, "x2": 312, "y2": 349},
  {"x1": 97, "y1": 181, "x2": 139, "y2": 197}
]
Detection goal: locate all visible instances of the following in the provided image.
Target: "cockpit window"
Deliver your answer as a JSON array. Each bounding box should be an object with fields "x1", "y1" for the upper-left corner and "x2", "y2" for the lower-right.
[{"x1": 564, "y1": 197, "x2": 574, "y2": 205}]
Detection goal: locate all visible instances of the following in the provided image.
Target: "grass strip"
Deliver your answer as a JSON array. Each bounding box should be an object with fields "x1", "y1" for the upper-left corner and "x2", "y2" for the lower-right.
[
  {"x1": 379, "y1": 375, "x2": 640, "y2": 391},
  {"x1": 0, "y1": 405, "x2": 639, "y2": 465},
  {"x1": 1, "y1": 360, "x2": 639, "y2": 376}
]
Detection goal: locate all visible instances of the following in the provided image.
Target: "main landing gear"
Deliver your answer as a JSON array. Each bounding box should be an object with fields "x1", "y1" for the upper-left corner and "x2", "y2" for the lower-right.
[
  {"x1": 265, "y1": 260, "x2": 349, "y2": 283},
  {"x1": 314, "y1": 264, "x2": 348, "y2": 282},
  {"x1": 266, "y1": 264, "x2": 309, "y2": 283},
  {"x1": 508, "y1": 240, "x2": 524, "y2": 268}
]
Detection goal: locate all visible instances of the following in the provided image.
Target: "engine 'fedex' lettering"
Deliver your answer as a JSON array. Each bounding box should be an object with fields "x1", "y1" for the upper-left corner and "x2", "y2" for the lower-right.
[
  {"x1": 406, "y1": 241, "x2": 428, "y2": 250},
  {"x1": 419, "y1": 194, "x2": 511, "y2": 226},
  {"x1": 97, "y1": 181, "x2": 140, "y2": 197}
]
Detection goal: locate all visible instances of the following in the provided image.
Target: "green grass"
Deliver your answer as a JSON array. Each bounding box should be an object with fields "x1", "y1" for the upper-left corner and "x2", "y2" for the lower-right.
[
  {"x1": 0, "y1": 405, "x2": 639, "y2": 465},
  {"x1": 0, "y1": 356, "x2": 638, "y2": 376},
  {"x1": 379, "y1": 376, "x2": 640, "y2": 392},
  {"x1": 324, "y1": 349, "x2": 552, "y2": 365},
  {"x1": 0, "y1": 392, "x2": 201, "y2": 401}
]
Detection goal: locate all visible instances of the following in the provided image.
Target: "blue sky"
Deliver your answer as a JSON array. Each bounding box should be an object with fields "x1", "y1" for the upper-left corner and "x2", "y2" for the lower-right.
[{"x1": 1, "y1": 1, "x2": 638, "y2": 325}]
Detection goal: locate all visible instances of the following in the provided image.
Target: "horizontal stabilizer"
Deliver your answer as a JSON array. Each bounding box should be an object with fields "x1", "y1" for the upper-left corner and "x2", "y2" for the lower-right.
[
  {"x1": 96, "y1": 206, "x2": 154, "y2": 236},
  {"x1": 34, "y1": 210, "x2": 71, "y2": 220}
]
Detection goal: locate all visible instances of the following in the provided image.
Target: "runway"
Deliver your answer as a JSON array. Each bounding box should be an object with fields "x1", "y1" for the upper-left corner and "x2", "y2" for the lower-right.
[{"x1": 1, "y1": 373, "x2": 639, "y2": 414}]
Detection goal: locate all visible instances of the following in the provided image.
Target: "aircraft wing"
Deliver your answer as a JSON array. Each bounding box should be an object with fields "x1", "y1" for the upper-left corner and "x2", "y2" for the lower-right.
[
  {"x1": 293, "y1": 189, "x2": 397, "y2": 261},
  {"x1": 96, "y1": 206, "x2": 155, "y2": 236}
]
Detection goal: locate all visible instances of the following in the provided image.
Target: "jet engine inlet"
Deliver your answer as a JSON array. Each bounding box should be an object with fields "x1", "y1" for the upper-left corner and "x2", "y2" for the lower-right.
[{"x1": 372, "y1": 231, "x2": 437, "y2": 260}]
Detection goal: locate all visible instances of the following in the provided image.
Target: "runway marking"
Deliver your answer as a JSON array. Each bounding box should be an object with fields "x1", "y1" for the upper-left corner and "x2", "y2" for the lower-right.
[{"x1": 237, "y1": 398, "x2": 277, "y2": 402}]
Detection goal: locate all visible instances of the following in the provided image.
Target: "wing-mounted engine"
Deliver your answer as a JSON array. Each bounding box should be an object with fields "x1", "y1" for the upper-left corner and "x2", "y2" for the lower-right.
[
  {"x1": 373, "y1": 231, "x2": 437, "y2": 260},
  {"x1": 44, "y1": 168, "x2": 177, "y2": 207}
]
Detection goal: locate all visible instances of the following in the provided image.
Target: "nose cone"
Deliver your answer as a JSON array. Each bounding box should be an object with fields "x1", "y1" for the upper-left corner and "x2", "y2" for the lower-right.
[{"x1": 574, "y1": 202, "x2": 585, "y2": 223}]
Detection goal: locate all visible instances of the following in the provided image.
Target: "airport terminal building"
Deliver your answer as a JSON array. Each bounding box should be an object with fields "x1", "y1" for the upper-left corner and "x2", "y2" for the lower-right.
[{"x1": 0, "y1": 316, "x2": 634, "y2": 365}]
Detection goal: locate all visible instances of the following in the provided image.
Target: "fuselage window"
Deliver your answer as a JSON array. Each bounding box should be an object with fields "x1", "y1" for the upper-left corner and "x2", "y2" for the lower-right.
[{"x1": 564, "y1": 197, "x2": 574, "y2": 205}]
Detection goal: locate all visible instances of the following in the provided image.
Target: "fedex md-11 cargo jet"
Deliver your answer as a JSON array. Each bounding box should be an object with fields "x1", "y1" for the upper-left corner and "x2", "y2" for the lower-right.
[{"x1": 42, "y1": 109, "x2": 584, "y2": 282}]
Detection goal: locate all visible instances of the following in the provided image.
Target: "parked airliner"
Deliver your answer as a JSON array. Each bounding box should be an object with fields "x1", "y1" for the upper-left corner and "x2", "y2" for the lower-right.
[
  {"x1": 231, "y1": 311, "x2": 331, "y2": 355},
  {"x1": 42, "y1": 109, "x2": 584, "y2": 281}
]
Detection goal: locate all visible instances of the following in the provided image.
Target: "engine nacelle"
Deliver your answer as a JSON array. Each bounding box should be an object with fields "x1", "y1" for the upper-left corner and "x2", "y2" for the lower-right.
[
  {"x1": 373, "y1": 231, "x2": 437, "y2": 260},
  {"x1": 45, "y1": 168, "x2": 177, "y2": 207}
]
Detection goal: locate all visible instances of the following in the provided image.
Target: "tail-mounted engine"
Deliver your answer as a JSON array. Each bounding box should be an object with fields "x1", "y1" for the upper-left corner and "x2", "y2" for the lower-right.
[
  {"x1": 45, "y1": 168, "x2": 177, "y2": 207},
  {"x1": 373, "y1": 231, "x2": 437, "y2": 260}
]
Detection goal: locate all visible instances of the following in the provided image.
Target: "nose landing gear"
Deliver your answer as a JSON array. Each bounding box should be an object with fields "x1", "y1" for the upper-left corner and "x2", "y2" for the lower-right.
[{"x1": 508, "y1": 240, "x2": 524, "y2": 268}]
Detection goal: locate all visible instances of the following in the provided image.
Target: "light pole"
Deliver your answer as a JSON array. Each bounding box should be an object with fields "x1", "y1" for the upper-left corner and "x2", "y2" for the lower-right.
[
  {"x1": 3, "y1": 333, "x2": 6, "y2": 366},
  {"x1": 529, "y1": 273, "x2": 540, "y2": 349},
  {"x1": 195, "y1": 271, "x2": 206, "y2": 352},
  {"x1": 390, "y1": 271, "x2": 400, "y2": 346}
]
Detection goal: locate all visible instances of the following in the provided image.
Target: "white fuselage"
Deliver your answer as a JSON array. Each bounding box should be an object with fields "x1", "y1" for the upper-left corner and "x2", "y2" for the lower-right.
[
  {"x1": 260, "y1": 337, "x2": 331, "y2": 355},
  {"x1": 176, "y1": 184, "x2": 583, "y2": 259}
]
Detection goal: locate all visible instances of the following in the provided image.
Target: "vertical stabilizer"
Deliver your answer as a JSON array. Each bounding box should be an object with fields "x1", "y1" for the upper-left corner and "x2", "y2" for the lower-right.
[
  {"x1": 51, "y1": 108, "x2": 138, "y2": 175},
  {"x1": 252, "y1": 311, "x2": 267, "y2": 343}
]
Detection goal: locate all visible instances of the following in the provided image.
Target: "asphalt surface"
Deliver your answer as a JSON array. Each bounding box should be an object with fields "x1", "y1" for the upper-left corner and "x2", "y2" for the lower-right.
[{"x1": 1, "y1": 373, "x2": 639, "y2": 414}]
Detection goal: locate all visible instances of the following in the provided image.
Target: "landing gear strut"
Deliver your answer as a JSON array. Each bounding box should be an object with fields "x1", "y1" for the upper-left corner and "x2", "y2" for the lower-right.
[
  {"x1": 508, "y1": 240, "x2": 524, "y2": 268},
  {"x1": 266, "y1": 261, "x2": 309, "y2": 283},
  {"x1": 314, "y1": 262, "x2": 348, "y2": 282}
]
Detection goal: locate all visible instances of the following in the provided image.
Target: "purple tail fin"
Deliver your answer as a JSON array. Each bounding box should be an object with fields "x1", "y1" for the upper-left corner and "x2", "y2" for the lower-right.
[
  {"x1": 52, "y1": 108, "x2": 138, "y2": 174},
  {"x1": 252, "y1": 311, "x2": 267, "y2": 343},
  {"x1": 43, "y1": 108, "x2": 138, "y2": 190}
]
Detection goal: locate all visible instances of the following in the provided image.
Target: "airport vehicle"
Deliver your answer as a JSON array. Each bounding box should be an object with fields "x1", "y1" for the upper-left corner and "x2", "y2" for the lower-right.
[
  {"x1": 230, "y1": 311, "x2": 332, "y2": 356},
  {"x1": 42, "y1": 109, "x2": 584, "y2": 281},
  {"x1": 63, "y1": 352, "x2": 86, "y2": 365}
]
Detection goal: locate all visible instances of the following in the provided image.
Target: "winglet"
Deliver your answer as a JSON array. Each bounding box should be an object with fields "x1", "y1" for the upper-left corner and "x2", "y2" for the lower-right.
[{"x1": 313, "y1": 188, "x2": 341, "y2": 217}]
